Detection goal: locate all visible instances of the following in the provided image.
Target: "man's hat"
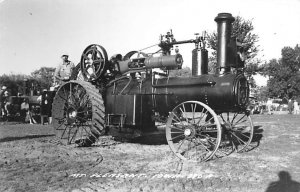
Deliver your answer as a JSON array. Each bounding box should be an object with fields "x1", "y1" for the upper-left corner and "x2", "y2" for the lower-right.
[{"x1": 61, "y1": 54, "x2": 69, "y2": 58}]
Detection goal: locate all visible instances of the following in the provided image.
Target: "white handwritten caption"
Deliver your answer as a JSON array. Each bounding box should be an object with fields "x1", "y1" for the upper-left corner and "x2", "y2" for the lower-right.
[{"x1": 69, "y1": 173, "x2": 207, "y2": 179}]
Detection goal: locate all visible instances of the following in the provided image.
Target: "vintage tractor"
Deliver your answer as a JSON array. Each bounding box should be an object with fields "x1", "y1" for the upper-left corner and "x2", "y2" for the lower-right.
[{"x1": 52, "y1": 13, "x2": 253, "y2": 162}]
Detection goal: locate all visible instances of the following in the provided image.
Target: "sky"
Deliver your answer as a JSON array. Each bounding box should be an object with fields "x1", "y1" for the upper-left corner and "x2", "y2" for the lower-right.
[{"x1": 0, "y1": 0, "x2": 300, "y2": 86}]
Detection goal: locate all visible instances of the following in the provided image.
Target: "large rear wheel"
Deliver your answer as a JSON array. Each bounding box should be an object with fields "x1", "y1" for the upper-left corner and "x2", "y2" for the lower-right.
[{"x1": 52, "y1": 80, "x2": 105, "y2": 146}]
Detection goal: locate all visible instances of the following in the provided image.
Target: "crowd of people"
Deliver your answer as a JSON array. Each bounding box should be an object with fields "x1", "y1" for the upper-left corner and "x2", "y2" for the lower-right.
[
  {"x1": 0, "y1": 54, "x2": 75, "y2": 123},
  {"x1": 251, "y1": 98, "x2": 300, "y2": 115},
  {"x1": 0, "y1": 86, "x2": 33, "y2": 123},
  {"x1": 0, "y1": 86, "x2": 39, "y2": 123}
]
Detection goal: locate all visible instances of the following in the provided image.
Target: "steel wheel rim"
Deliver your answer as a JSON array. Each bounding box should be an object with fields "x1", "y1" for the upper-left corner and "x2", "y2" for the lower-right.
[{"x1": 166, "y1": 101, "x2": 221, "y2": 162}]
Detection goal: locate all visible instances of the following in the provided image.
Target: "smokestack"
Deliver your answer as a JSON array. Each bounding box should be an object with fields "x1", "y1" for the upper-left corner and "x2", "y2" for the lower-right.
[
  {"x1": 214, "y1": 13, "x2": 235, "y2": 75},
  {"x1": 192, "y1": 48, "x2": 208, "y2": 76}
]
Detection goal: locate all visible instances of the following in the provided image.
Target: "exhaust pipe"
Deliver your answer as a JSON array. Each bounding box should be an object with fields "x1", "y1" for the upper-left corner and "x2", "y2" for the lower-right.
[{"x1": 214, "y1": 13, "x2": 235, "y2": 75}]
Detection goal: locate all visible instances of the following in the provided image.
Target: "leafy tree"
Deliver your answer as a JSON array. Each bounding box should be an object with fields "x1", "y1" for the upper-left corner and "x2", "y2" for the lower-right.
[
  {"x1": 31, "y1": 67, "x2": 55, "y2": 90},
  {"x1": 260, "y1": 44, "x2": 300, "y2": 99},
  {"x1": 207, "y1": 15, "x2": 260, "y2": 85},
  {"x1": 0, "y1": 73, "x2": 30, "y2": 96},
  {"x1": 251, "y1": 86, "x2": 268, "y2": 102}
]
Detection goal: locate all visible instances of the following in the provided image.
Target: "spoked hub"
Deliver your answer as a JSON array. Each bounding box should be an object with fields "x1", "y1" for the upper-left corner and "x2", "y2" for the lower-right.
[
  {"x1": 166, "y1": 101, "x2": 221, "y2": 162},
  {"x1": 184, "y1": 127, "x2": 195, "y2": 138},
  {"x1": 52, "y1": 80, "x2": 105, "y2": 146},
  {"x1": 214, "y1": 111, "x2": 254, "y2": 158},
  {"x1": 66, "y1": 106, "x2": 78, "y2": 124}
]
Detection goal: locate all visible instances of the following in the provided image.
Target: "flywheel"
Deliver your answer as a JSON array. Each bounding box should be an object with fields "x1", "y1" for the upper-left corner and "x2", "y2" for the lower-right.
[
  {"x1": 52, "y1": 80, "x2": 105, "y2": 146},
  {"x1": 80, "y1": 44, "x2": 108, "y2": 82}
]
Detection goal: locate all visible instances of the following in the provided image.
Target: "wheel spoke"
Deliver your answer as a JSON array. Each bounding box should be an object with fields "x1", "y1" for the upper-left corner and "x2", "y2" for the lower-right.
[
  {"x1": 93, "y1": 59, "x2": 102, "y2": 64},
  {"x1": 231, "y1": 132, "x2": 247, "y2": 145},
  {"x1": 193, "y1": 138, "x2": 211, "y2": 152},
  {"x1": 67, "y1": 125, "x2": 73, "y2": 144},
  {"x1": 233, "y1": 114, "x2": 246, "y2": 125},
  {"x1": 175, "y1": 138, "x2": 186, "y2": 153},
  {"x1": 179, "y1": 105, "x2": 189, "y2": 123},
  {"x1": 170, "y1": 131, "x2": 184, "y2": 134},
  {"x1": 227, "y1": 112, "x2": 230, "y2": 122},
  {"x1": 171, "y1": 112, "x2": 184, "y2": 125},
  {"x1": 195, "y1": 108, "x2": 205, "y2": 124},
  {"x1": 69, "y1": 83, "x2": 72, "y2": 101},
  {"x1": 91, "y1": 47, "x2": 96, "y2": 58},
  {"x1": 168, "y1": 133, "x2": 185, "y2": 141},
  {"x1": 170, "y1": 124, "x2": 185, "y2": 131},
  {"x1": 220, "y1": 113, "x2": 226, "y2": 123},
  {"x1": 60, "y1": 124, "x2": 68, "y2": 139},
  {"x1": 231, "y1": 112, "x2": 238, "y2": 124},
  {"x1": 70, "y1": 126, "x2": 80, "y2": 144},
  {"x1": 82, "y1": 54, "x2": 89, "y2": 60},
  {"x1": 238, "y1": 131, "x2": 251, "y2": 139},
  {"x1": 201, "y1": 115, "x2": 215, "y2": 127}
]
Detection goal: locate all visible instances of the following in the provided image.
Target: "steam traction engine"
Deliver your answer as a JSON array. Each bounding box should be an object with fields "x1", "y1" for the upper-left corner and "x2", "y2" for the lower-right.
[{"x1": 52, "y1": 13, "x2": 253, "y2": 162}]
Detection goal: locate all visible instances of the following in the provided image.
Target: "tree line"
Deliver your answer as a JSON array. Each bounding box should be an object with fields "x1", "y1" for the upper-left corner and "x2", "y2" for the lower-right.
[
  {"x1": 0, "y1": 67, "x2": 55, "y2": 96},
  {"x1": 260, "y1": 45, "x2": 300, "y2": 100}
]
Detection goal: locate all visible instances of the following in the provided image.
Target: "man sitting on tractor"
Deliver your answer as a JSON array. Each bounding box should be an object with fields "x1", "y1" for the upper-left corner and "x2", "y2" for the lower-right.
[{"x1": 54, "y1": 54, "x2": 75, "y2": 86}]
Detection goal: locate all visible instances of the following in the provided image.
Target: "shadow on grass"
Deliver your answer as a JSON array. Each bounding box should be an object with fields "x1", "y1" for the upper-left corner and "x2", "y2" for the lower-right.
[
  {"x1": 243, "y1": 125, "x2": 264, "y2": 152},
  {"x1": 110, "y1": 129, "x2": 168, "y2": 145},
  {"x1": 0, "y1": 134, "x2": 55, "y2": 143},
  {"x1": 130, "y1": 133, "x2": 168, "y2": 145}
]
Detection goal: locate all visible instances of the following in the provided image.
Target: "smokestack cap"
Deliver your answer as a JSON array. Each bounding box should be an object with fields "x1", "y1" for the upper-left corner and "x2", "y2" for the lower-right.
[{"x1": 214, "y1": 13, "x2": 235, "y2": 22}]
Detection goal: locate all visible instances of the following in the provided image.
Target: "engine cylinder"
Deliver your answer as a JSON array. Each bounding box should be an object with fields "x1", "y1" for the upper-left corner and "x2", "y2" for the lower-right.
[
  {"x1": 118, "y1": 54, "x2": 183, "y2": 74},
  {"x1": 144, "y1": 54, "x2": 183, "y2": 70}
]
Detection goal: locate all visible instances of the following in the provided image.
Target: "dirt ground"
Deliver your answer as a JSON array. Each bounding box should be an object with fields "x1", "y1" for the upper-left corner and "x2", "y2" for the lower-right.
[{"x1": 0, "y1": 114, "x2": 300, "y2": 192}]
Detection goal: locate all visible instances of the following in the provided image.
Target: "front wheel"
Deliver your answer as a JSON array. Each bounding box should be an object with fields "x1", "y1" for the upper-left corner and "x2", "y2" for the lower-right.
[{"x1": 166, "y1": 101, "x2": 221, "y2": 162}]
